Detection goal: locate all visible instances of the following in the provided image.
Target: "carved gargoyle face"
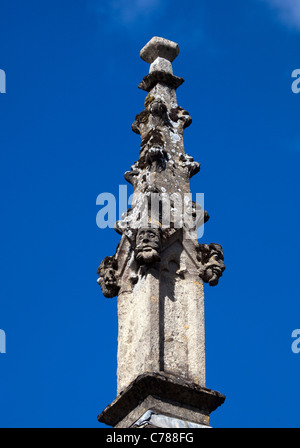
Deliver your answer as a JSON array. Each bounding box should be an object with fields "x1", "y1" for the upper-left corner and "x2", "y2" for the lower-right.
[
  {"x1": 97, "y1": 256, "x2": 119, "y2": 298},
  {"x1": 197, "y1": 243, "x2": 225, "y2": 287},
  {"x1": 135, "y1": 227, "x2": 161, "y2": 265}
]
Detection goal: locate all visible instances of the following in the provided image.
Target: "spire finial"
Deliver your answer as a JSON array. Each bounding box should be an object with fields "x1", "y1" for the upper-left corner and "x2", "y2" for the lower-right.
[
  {"x1": 138, "y1": 36, "x2": 183, "y2": 92},
  {"x1": 140, "y1": 36, "x2": 179, "y2": 64}
]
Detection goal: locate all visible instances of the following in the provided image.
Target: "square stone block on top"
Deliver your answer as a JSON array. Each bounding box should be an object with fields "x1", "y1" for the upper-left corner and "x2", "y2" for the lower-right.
[{"x1": 140, "y1": 36, "x2": 180, "y2": 63}]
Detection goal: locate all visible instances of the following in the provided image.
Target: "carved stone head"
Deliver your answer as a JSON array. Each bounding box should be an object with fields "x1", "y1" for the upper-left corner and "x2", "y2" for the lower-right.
[
  {"x1": 197, "y1": 243, "x2": 225, "y2": 286},
  {"x1": 97, "y1": 256, "x2": 119, "y2": 298},
  {"x1": 134, "y1": 227, "x2": 162, "y2": 265}
]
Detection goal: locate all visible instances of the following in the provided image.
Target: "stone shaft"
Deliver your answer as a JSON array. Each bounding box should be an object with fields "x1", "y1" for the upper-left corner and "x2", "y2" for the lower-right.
[{"x1": 117, "y1": 231, "x2": 206, "y2": 394}]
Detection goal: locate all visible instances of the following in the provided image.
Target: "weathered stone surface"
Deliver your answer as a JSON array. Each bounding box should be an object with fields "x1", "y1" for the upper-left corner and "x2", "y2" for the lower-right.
[
  {"x1": 150, "y1": 56, "x2": 173, "y2": 74},
  {"x1": 140, "y1": 36, "x2": 179, "y2": 63},
  {"x1": 116, "y1": 230, "x2": 206, "y2": 394}
]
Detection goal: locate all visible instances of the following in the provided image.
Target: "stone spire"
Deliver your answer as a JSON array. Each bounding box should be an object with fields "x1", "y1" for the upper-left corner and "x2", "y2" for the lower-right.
[{"x1": 97, "y1": 37, "x2": 226, "y2": 428}]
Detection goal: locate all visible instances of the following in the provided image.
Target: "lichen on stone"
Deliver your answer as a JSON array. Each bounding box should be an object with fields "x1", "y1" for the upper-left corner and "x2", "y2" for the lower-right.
[{"x1": 144, "y1": 94, "x2": 155, "y2": 109}]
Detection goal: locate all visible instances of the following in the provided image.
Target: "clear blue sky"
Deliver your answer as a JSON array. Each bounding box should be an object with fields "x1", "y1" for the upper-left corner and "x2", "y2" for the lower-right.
[{"x1": 0, "y1": 0, "x2": 299, "y2": 428}]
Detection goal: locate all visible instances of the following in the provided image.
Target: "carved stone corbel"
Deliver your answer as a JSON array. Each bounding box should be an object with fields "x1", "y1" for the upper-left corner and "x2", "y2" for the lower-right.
[
  {"x1": 197, "y1": 243, "x2": 225, "y2": 286},
  {"x1": 134, "y1": 227, "x2": 162, "y2": 266},
  {"x1": 97, "y1": 255, "x2": 120, "y2": 298}
]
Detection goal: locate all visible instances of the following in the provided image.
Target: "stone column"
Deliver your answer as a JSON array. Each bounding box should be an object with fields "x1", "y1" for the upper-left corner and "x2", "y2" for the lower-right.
[{"x1": 97, "y1": 37, "x2": 226, "y2": 429}]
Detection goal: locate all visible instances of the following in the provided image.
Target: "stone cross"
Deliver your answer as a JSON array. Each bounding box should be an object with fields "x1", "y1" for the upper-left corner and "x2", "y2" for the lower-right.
[{"x1": 97, "y1": 37, "x2": 226, "y2": 429}]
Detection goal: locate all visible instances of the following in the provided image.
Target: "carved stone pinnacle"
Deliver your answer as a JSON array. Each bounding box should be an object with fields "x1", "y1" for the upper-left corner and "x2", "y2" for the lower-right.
[{"x1": 98, "y1": 37, "x2": 226, "y2": 429}]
